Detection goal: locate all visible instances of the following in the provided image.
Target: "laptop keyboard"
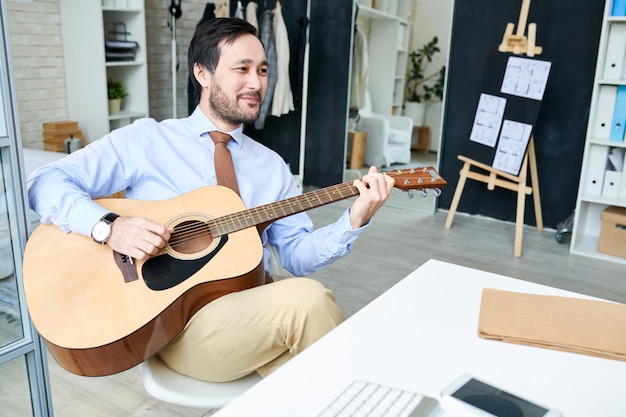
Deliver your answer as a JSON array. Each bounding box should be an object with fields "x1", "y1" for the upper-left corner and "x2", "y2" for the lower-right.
[{"x1": 317, "y1": 380, "x2": 439, "y2": 417}]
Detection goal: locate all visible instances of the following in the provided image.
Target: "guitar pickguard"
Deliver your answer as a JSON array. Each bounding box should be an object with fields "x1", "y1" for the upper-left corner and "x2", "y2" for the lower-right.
[{"x1": 142, "y1": 235, "x2": 229, "y2": 291}]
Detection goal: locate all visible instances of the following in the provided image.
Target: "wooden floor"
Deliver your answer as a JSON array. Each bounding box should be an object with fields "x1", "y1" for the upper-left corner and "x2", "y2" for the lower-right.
[{"x1": 40, "y1": 195, "x2": 626, "y2": 416}]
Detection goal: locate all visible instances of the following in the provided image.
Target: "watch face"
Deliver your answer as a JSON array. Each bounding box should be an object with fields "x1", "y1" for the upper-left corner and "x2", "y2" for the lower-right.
[{"x1": 92, "y1": 221, "x2": 111, "y2": 242}]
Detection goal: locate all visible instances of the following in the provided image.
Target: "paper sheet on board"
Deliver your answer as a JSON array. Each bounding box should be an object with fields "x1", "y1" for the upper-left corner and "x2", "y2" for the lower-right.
[
  {"x1": 492, "y1": 119, "x2": 533, "y2": 175},
  {"x1": 469, "y1": 93, "x2": 507, "y2": 147},
  {"x1": 501, "y1": 56, "x2": 552, "y2": 101}
]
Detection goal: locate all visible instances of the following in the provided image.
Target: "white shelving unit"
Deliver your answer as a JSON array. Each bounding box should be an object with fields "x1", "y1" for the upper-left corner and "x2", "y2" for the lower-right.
[
  {"x1": 59, "y1": 0, "x2": 149, "y2": 144},
  {"x1": 357, "y1": 0, "x2": 409, "y2": 115},
  {"x1": 571, "y1": 0, "x2": 626, "y2": 265}
]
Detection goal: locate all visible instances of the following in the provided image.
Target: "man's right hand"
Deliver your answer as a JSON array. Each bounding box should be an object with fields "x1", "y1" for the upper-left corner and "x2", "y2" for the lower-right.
[{"x1": 107, "y1": 216, "x2": 173, "y2": 261}]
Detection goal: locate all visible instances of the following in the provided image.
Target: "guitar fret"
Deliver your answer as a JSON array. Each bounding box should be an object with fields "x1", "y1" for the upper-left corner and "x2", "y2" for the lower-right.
[{"x1": 259, "y1": 205, "x2": 277, "y2": 223}]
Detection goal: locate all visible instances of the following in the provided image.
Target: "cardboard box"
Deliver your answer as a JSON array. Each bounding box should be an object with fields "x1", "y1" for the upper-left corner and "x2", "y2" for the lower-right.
[
  {"x1": 43, "y1": 133, "x2": 83, "y2": 152},
  {"x1": 42, "y1": 120, "x2": 79, "y2": 134},
  {"x1": 598, "y1": 206, "x2": 626, "y2": 259},
  {"x1": 42, "y1": 120, "x2": 83, "y2": 152}
]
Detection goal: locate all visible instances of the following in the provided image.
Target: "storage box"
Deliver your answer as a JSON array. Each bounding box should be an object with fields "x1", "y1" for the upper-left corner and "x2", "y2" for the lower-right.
[
  {"x1": 598, "y1": 206, "x2": 626, "y2": 259},
  {"x1": 42, "y1": 120, "x2": 83, "y2": 152},
  {"x1": 42, "y1": 120, "x2": 79, "y2": 134}
]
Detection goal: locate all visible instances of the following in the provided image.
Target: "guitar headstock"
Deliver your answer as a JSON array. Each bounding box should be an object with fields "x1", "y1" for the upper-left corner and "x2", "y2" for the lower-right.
[{"x1": 386, "y1": 166, "x2": 447, "y2": 197}]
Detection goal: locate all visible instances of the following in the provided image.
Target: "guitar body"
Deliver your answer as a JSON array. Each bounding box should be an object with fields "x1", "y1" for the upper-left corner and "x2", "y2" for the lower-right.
[{"x1": 23, "y1": 186, "x2": 264, "y2": 376}]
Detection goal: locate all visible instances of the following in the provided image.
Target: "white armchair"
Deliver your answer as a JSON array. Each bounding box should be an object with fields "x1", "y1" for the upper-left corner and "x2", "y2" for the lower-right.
[{"x1": 356, "y1": 93, "x2": 413, "y2": 168}]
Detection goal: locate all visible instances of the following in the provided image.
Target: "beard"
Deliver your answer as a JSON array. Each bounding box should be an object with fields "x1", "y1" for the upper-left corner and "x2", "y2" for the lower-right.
[{"x1": 208, "y1": 82, "x2": 262, "y2": 125}]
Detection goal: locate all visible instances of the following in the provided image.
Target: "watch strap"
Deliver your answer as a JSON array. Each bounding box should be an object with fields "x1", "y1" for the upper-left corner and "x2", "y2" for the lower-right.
[{"x1": 102, "y1": 212, "x2": 120, "y2": 223}]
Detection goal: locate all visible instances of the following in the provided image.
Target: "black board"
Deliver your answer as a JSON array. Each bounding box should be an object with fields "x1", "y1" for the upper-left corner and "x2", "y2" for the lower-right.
[{"x1": 439, "y1": 0, "x2": 605, "y2": 228}]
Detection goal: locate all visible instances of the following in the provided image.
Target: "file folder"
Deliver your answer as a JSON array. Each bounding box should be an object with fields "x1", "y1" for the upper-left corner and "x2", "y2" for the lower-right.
[
  {"x1": 613, "y1": 0, "x2": 626, "y2": 16},
  {"x1": 619, "y1": 166, "x2": 626, "y2": 200},
  {"x1": 593, "y1": 85, "x2": 618, "y2": 139},
  {"x1": 610, "y1": 85, "x2": 626, "y2": 141},
  {"x1": 584, "y1": 145, "x2": 609, "y2": 196},
  {"x1": 602, "y1": 170, "x2": 622, "y2": 198},
  {"x1": 603, "y1": 24, "x2": 626, "y2": 80}
]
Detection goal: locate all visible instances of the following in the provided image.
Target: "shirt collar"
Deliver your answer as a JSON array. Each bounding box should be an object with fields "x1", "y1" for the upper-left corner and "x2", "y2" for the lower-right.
[{"x1": 189, "y1": 106, "x2": 245, "y2": 147}]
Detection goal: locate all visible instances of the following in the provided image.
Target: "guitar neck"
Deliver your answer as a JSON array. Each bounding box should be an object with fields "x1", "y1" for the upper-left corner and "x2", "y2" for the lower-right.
[
  {"x1": 209, "y1": 181, "x2": 359, "y2": 237},
  {"x1": 207, "y1": 165, "x2": 446, "y2": 237}
]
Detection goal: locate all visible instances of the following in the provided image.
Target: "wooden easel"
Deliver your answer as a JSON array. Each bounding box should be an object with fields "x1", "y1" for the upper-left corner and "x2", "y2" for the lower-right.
[{"x1": 444, "y1": 0, "x2": 543, "y2": 257}]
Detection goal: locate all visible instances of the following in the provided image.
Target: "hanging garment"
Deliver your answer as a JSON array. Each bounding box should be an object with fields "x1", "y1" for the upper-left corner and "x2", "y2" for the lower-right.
[
  {"x1": 271, "y1": 2, "x2": 294, "y2": 117},
  {"x1": 350, "y1": 26, "x2": 369, "y2": 110},
  {"x1": 235, "y1": 0, "x2": 244, "y2": 19},
  {"x1": 254, "y1": 10, "x2": 278, "y2": 130},
  {"x1": 216, "y1": 0, "x2": 229, "y2": 18},
  {"x1": 246, "y1": 1, "x2": 259, "y2": 30}
]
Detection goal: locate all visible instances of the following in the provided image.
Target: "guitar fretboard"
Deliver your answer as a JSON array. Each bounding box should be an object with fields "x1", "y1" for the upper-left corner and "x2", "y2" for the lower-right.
[{"x1": 208, "y1": 182, "x2": 359, "y2": 237}]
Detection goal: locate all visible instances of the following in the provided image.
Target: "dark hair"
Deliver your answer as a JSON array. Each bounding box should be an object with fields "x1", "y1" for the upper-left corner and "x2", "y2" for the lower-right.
[{"x1": 188, "y1": 18, "x2": 259, "y2": 107}]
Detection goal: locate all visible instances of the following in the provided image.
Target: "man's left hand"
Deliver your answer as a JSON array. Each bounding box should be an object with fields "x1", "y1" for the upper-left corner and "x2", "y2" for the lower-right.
[{"x1": 349, "y1": 166, "x2": 395, "y2": 229}]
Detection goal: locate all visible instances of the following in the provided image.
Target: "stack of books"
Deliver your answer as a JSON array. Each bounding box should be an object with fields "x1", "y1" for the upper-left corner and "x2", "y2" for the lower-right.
[{"x1": 42, "y1": 121, "x2": 83, "y2": 152}]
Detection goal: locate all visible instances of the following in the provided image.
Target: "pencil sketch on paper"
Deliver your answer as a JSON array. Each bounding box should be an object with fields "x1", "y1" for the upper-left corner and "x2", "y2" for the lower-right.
[
  {"x1": 492, "y1": 119, "x2": 533, "y2": 175},
  {"x1": 469, "y1": 93, "x2": 507, "y2": 148},
  {"x1": 500, "y1": 56, "x2": 551, "y2": 101}
]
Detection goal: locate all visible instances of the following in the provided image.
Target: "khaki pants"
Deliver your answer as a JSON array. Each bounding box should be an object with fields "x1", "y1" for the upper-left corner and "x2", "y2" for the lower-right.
[{"x1": 158, "y1": 278, "x2": 345, "y2": 382}]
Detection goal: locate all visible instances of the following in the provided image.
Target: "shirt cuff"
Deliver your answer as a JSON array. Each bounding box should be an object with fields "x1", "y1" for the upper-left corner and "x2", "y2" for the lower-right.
[
  {"x1": 70, "y1": 199, "x2": 111, "y2": 236},
  {"x1": 335, "y1": 208, "x2": 369, "y2": 244}
]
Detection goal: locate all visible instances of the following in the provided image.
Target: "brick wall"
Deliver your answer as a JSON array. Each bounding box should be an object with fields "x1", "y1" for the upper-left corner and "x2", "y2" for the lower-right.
[
  {"x1": 6, "y1": 0, "x2": 218, "y2": 148},
  {"x1": 145, "y1": 0, "x2": 209, "y2": 121},
  {"x1": 7, "y1": 0, "x2": 67, "y2": 149}
]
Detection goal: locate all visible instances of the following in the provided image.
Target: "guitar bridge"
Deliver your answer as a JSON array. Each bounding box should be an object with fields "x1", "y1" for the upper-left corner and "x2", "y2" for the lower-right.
[{"x1": 113, "y1": 251, "x2": 139, "y2": 283}]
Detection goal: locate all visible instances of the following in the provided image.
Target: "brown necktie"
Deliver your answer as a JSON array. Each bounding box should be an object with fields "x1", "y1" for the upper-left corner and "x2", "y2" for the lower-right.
[{"x1": 209, "y1": 131, "x2": 240, "y2": 195}]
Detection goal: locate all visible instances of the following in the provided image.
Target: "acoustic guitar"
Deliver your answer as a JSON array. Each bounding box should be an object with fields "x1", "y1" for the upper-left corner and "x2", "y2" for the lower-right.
[{"x1": 23, "y1": 167, "x2": 446, "y2": 376}]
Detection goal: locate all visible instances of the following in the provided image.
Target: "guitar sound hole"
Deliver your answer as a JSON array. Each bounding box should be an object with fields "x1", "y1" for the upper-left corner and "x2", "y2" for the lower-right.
[{"x1": 168, "y1": 220, "x2": 214, "y2": 255}]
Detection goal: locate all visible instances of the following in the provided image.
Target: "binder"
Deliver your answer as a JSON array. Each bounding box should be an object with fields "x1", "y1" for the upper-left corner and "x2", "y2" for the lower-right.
[
  {"x1": 620, "y1": 165, "x2": 626, "y2": 200},
  {"x1": 603, "y1": 24, "x2": 626, "y2": 80},
  {"x1": 602, "y1": 170, "x2": 622, "y2": 198},
  {"x1": 602, "y1": 148, "x2": 624, "y2": 198},
  {"x1": 584, "y1": 145, "x2": 609, "y2": 196},
  {"x1": 610, "y1": 85, "x2": 626, "y2": 141},
  {"x1": 613, "y1": 0, "x2": 626, "y2": 16},
  {"x1": 614, "y1": 147, "x2": 626, "y2": 199},
  {"x1": 593, "y1": 85, "x2": 618, "y2": 139}
]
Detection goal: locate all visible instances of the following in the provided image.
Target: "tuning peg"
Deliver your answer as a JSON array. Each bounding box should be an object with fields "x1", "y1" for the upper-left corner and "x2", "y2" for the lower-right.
[
  {"x1": 420, "y1": 189, "x2": 428, "y2": 198},
  {"x1": 433, "y1": 188, "x2": 442, "y2": 197},
  {"x1": 406, "y1": 190, "x2": 414, "y2": 199}
]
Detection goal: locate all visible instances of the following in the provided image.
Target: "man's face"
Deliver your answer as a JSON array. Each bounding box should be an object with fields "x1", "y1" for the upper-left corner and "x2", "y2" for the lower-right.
[{"x1": 204, "y1": 34, "x2": 268, "y2": 128}]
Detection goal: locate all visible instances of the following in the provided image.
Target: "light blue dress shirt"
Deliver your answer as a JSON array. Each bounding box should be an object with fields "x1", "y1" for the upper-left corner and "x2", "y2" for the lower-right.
[{"x1": 27, "y1": 108, "x2": 368, "y2": 276}]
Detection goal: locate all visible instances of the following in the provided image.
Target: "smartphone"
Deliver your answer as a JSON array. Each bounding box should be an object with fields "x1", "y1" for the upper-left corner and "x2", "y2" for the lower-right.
[{"x1": 440, "y1": 374, "x2": 561, "y2": 417}]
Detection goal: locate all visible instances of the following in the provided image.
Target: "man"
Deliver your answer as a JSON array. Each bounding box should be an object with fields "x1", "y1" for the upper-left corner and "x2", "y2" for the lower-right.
[{"x1": 27, "y1": 18, "x2": 394, "y2": 382}]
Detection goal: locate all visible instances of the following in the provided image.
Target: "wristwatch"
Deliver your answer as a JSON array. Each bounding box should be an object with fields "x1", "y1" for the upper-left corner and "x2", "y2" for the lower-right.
[{"x1": 91, "y1": 213, "x2": 120, "y2": 245}]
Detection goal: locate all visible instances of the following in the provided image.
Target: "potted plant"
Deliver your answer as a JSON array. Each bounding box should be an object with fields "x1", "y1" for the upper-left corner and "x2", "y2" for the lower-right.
[
  {"x1": 107, "y1": 79, "x2": 128, "y2": 114},
  {"x1": 404, "y1": 36, "x2": 446, "y2": 126}
]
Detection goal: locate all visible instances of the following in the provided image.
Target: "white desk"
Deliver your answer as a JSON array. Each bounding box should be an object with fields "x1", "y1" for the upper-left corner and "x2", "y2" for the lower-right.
[{"x1": 214, "y1": 259, "x2": 626, "y2": 416}]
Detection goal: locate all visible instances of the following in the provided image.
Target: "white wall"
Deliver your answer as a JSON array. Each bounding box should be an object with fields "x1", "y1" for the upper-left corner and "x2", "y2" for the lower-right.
[
  {"x1": 409, "y1": 0, "x2": 453, "y2": 83},
  {"x1": 408, "y1": 0, "x2": 453, "y2": 151}
]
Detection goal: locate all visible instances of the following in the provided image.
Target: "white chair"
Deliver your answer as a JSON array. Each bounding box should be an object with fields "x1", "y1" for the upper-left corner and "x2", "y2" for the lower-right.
[
  {"x1": 141, "y1": 355, "x2": 262, "y2": 409},
  {"x1": 357, "y1": 92, "x2": 413, "y2": 168},
  {"x1": 140, "y1": 242, "x2": 291, "y2": 409}
]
